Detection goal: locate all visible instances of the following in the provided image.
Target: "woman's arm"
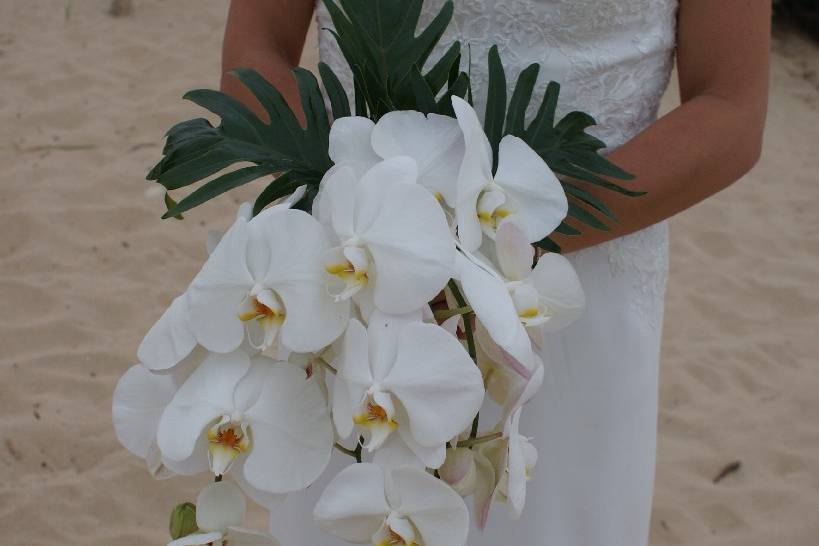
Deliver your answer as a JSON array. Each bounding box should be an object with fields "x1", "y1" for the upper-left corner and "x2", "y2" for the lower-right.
[
  {"x1": 552, "y1": 0, "x2": 771, "y2": 253},
  {"x1": 221, "y1": 0, "x2": 315, "y2": 123}
]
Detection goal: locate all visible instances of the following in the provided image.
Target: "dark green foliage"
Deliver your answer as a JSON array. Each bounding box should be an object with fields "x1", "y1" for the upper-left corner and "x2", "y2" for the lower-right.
[
  {"x1": 483, "y1": 46, "x2": 506, "y2": 172},
  {"x1": 148, "y1": 0, "x2": 641, "y2": 233},
  {"x1": 149, "y1": 65, "x2": 337, "y2": 218},
  {"x1": 321, "y1": 0, "x2": 460, "y2": 119}
]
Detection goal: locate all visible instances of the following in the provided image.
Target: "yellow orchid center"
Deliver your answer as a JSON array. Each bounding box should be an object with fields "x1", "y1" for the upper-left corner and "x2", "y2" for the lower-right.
[
  {"x1": 476, "y1": 186, "x2": 513, "y2": 235},
  {"x1": 374, "y1": 527, "x2": 418, "y2": 546},
  {"x1": 353, "y1": 401, "x2": 398, "y2": 430},
  {"x1": 207, "y1": 419, "x2": 251, "y2": 476},
  {"x1": 326, "y1": 245, "x2": 371, "y2": 302}
]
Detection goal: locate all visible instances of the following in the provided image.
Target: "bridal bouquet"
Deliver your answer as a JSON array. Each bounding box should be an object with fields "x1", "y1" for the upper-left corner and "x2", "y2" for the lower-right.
[{"x1": 112, "y1": 1, "x2": 638, "y2": 545}]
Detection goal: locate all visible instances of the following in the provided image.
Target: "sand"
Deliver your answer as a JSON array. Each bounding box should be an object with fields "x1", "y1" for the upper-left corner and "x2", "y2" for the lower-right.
[{"x1": 0, "y1": 2, "x2": 817, "y2": 545}]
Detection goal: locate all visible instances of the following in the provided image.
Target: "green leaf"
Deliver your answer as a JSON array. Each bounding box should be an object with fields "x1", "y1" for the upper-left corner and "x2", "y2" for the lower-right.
[
  {"x1": 554, "y1": 221, "x2": 581, "y2": 236},
  {"x1": 436, "y1": 71, "x2": 469, "y2": 116},
  {"x1": 562, "y1": 182, "x2": 617, "y2": 221},
  {"x1": 163, "y1": 192, "x2": 184, "y2": 220},
  {"x1": 322, "y1": 0, "x2": 456, "y2": 119},
  {"x1": 567, "y1": 201, "x2": 610, "y2": 231},
  {"x1": 318, "y1": 62, "x2": 351, "y2": 119},
  {"x1": 504, "y1": 63, "x2": 539, "y2": 137},
  {"x1": 410, "y1": 66, "x2": 437, "y2": 115},
  {"x1": 253, "y1": 171, "x2": 300, "y2": 216},
  {"x1": 163, "y1": 165, "x2": 278, "y2": 219},
  {"x1": 484, "y1": 45, "x2": 507, "y2": 171},
  {"x1": 149, "y1": 67, "x2": 334, "y2": 218},
  {"x1": 535, "y1": 237, "x2": 562, "y2": 254},
  {"x1": 294, "y1": 68, "x2": 332, "y2": 170},
  {"x1": 424, "y1": 41, "x2": 461, "y2": 95}
]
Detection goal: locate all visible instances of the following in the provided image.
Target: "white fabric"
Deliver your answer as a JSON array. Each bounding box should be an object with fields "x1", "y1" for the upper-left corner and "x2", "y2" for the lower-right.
[{"x1": 268, "y1": 1, "x2": 675, "y2": 545}]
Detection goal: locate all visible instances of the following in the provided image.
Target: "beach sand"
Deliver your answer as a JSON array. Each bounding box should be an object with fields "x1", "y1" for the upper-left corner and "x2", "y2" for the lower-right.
[{"x1": 0, "y1": 2, "x2": 817, "y2": 545}]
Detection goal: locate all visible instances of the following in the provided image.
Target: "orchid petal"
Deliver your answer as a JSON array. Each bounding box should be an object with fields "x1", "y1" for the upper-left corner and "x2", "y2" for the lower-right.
[
  {"x1": 452, "y1": 96, "x2": 493, "y2": 251},
  {"x1": 233, "y1": 455, "x2": 286, "y2": 510},
  {"x1": 224, "y1": 527, "x2": 282, "y2": 546},
  {"x1": 112, "y1": 364, "x2": 176, "y2": 460},
  {"x1": 383, "y1": 322, "x2": 484, "y2": 447},
  {"x1": 371, "y1": 110, "x2": 464, "y2": 205},
  {"x1": 322, "y1": 164, "x2": 360, "y2": 240},
  {"x1": 242, "y1": 358, "x2": 333, "y2": 493},
  {"x1": 454, "y1": 251, "x2": 537, "y2": 371},
  {"x1": 494, "y1": 135, "x2": 568, "y2": 243},
  {"x1": 395, "y1": 417, "x2": 447, "y2": 469},
  {"x1": 138, "y1": 295, "x2": 197, "y2": 371},
  {"x1": 472, "y1": 448, "x2": 498, "y2": 530},
  {"x1": 167, "y1": 531, "x2": 224, "y2": 546},
  {"x1": 157, "y1": 352, "x2": 250, "y2": 462},
  {"x1": 252, "y1": 208, "x2": 350, "y2": 352},
  {"x1": 495, "y1": 221, "x2": 535, "y2": 282},
  {"x1": 329, "y1": 116, "x2": 380, "y2": 166},
  {"x1": 313, "y1": 463, "x2": 391, "y2": 543},
  {"x1": 504, "y1": 408, "x2": 527, "y2": 518},
  {"x1": 356, "y1": 174, "x2": 455, "y2": 314},
  {"x1": 366, "y1": 309, "x2": 422, "y2": 382},
  {"x1": 188, "y1": 217, "x2": 253, "y2": 353},
  {"x1": 196, "y1": 480, "x2": 246, "y2": 532},
  {"x1": 439, "y1": 448, "x2": 478, "y2": 496},
  {"x1": 334, "y1": 319, "x2": 372, "y2": 439},
  {"x1": 372, "y1": 433, "x2": 425, "y2": 471},
  {"x1": 390, "y1": 466, "x2": 470, "y2": 546},
  {"x1": 529, "y1": 252, "x2": 586, "y2": 332}
]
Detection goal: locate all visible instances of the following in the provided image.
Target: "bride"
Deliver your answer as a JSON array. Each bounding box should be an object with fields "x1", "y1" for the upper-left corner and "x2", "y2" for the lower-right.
[{"x1": 219, "y1": 1, "x2": 770, "y2": 545}]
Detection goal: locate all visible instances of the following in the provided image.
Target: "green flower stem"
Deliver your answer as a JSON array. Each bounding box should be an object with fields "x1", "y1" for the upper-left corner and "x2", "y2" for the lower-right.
[
  {"x1": 446, "y1": 279, "x2": 480, "y2": 439},
  {"x1": 334, "y1": 443, "x2": 357, "y2": 459},
  {"x1": 315, "y1": 356, "x2": 337, "y2": 375},
  {"x1": 432, "y1": 305, "x2": 473, "y2": 321},
  {"x1": 456, "y1": 431, "x2": 502, "y2": 448}
]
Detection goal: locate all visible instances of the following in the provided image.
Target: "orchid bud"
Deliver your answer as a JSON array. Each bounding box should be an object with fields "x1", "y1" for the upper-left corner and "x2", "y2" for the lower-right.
[
  {"x1": 169, "y1": 502, "x2": 197, "y2": 540},
  {"x1": 439, "y1": 447, "x2": 478, "y2": 496}
]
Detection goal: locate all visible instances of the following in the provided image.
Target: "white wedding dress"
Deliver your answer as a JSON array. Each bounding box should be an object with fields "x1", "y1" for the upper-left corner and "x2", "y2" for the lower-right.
[{"x1": 269, "y1": 1, "x2": 677, "y2": 545}]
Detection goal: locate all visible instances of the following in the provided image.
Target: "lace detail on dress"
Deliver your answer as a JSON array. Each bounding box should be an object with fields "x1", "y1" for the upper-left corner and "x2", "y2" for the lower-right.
[{"x1": 315, "y1": 0, "x2": 677, "y2": 329}]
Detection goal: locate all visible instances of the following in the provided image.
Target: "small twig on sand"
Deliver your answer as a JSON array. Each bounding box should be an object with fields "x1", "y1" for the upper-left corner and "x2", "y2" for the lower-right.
[
  {"x1": 108, "y1": 0, "x2": 134, "y2": 17},
  {"x1": 712, "y1": 460, "x2": 741, "y2": 484},
  {"x1": 12, "y1": 144, "x2": 97, "y2": 153}
]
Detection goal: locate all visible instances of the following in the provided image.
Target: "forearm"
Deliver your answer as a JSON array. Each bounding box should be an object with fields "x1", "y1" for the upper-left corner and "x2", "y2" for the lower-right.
[
  {"x1": 552, "y1": 0, "x2": 770, "y2": 254},
  {"x1": 221, "y1": 46, "x2": 303, "y2": 123},
  {"x1": 220, "y1": 0, "x2": 314, "y2": 123},
  {"x1": 552, "y1": 92, "x2": 765, "y2": 252}
]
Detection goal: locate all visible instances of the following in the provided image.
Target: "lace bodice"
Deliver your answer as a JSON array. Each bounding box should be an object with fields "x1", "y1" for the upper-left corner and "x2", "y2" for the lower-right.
[{"x1": 315, "y1": 0, "x2": 676, "y2": 326}]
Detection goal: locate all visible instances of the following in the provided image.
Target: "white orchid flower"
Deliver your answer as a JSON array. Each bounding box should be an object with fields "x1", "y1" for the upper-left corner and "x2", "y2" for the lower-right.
[
  {"x1": 469, "y1": 408, "x2": 537, "y2": 529},
  {"x1": 318, "y1": 157, "x2": 456, "y2": 316},
  {"x1": 332, "y1": 311, "x2": 484, "y2": 469},
  {"x1": 451, "y1": 95, "x2": 567, "y2": 251},
  {"x1": 168, "y1": 481, "x2": 280, "y2": 546},
  {"x1": 156, "y1": 350, "x2": 333, "y2": 495},
  {"x1": 187, "y1": 206, "x2": 349, "y2": 354},
  {"x1": 314, "y1": 463, "x2": 470, "y2": 546},
  {"x1": 495, "y1": 221, "x2": 585, "y2": 344},
  {"x1": 371, "y1": 110, "x2": 464, "y2": 206}
]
